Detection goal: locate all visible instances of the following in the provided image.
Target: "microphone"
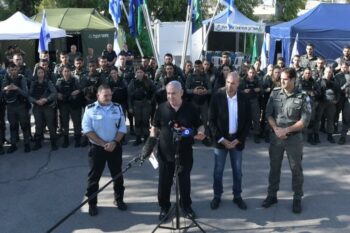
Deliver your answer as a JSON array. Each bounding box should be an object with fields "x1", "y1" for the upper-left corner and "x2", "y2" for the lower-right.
[
  {"x1": 168, "y1": 120, "x2": 193, "y2": 138},
  {"x1": 139, "y1": 136, "x2": 157, "y2": 161}
]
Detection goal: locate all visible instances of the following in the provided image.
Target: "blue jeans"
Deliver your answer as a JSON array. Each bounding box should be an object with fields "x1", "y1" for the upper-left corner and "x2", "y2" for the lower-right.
[{"x1": 213, "y1": 148, "x2": 243, "y2": 198}]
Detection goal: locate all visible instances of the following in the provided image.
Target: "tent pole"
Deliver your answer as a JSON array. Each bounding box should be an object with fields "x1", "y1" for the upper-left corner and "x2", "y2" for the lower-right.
[
  {"x1": 141, "y1": 4, "x2": 160, "y2": 65},
  {"x1": 120, "y1": 1, "x2": 144, "y2": 57},
  {"x1": 198, "y1": 0, "x2": 221, "y2": 60},
  {"x1": 180, "y1": 0, "x2": 194, "y2": 69},
  {"x1": 244, "y1": 33, "x2": 246, "y2": 54}
]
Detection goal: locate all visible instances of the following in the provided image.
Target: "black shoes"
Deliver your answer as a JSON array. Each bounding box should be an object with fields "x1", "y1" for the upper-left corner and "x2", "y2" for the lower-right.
[
  {"x1": 233, "y1": 197, "x2": 247, "y2": 210},
  {"x1": 24, "y1": 144, "x2": 31, "y2": 153},
  {"x1": 314, "y1": 133, "x2": 321, "y2": 144},
  {"x1": 88, "y1": 204, "x2": 98, "y2": 216},
  {"x1": 114, "y1": 199, "x2": 127, "y2": 211},
  {"x1": 51, "y1": 141, "x2": 58, "y2": 151},
  {"x1": 254, "y1": 135, "x2": 261, "y2": 144},
  {"x1": 210, "y1": 197, "x2": 221, "y2": 210},
  {"x1": 327, "y1": 134, "x2": 335, "y2": 143},
  {"x1": 262, "y1": 196, "x2": 278, "y2": 208},
  {"x1": 292, "y1": 199, "x2": 302, "y2": 214},
  {"x1": 62, "y1": 136, "x2": 69, "y2": 148},
  {"x1": 7, "y1": 145, "x2": 17, "y2": 154},
  {"x1": 159, "y1": 207, "x2": 170, "y2": 221},
  {"x1": 182, "y1": 206, "x2": 196, "y2": 219},
  {"x1": 338, "y1": 136, "x2": 346, "y2": 145},
  {"x1": 307, "y1": 133, "x2": 316, "y2": 145}
]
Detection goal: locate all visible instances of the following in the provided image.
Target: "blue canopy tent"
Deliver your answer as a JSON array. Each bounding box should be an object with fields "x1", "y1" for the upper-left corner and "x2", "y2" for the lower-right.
[{"x1": 269, "y1": 3, "x2": 350, "y2": 65}]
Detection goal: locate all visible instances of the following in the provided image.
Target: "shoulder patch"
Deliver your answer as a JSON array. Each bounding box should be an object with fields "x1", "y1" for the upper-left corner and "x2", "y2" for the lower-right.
[
  {"x1": 272, "y1": 87, "x2": 282, "y2": 91},
  {"x1": 87, "y1": 103, "x2": 95, "y2": 109}
]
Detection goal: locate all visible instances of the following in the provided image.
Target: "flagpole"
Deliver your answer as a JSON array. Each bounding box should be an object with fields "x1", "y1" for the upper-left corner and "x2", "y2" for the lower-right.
[
  {"x1": 198, "y1": 0, "x2": 220, "y2": 60},
  {"x1": 141, "y1": 4, "x2": 160, "y2": 65},
  {"x1": 180, "y1": 0, "x2": 194, "y2": 70},
  {"x1": 120, "y1": 1, "x2": 144, "y2": 57}
]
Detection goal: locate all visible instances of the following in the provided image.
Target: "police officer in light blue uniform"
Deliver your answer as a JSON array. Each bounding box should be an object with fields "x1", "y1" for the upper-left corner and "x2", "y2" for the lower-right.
[{"x1": 82, "y1": 83, "x2": 127, "y2": 216}]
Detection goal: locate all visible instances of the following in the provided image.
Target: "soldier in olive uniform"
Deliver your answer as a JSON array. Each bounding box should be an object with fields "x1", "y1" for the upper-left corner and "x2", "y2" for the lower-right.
[
  {"x1": 313, "y1": 67, "x2": 339, "y2": 143},
  {"x1": 291, "y1": 55, "x2": 304, "y2": 79},
  {"x1": 338, "y1": 74, "x2": 350, "y2": 144},
  {"x1": 155, "y1": 53, "x2": 184, "y2": 83},
  {"x1": 312, "y1": 57, "x2": 326, "y2": 81},
  {"x1": 29, "y1": 66, "x2": 58, "y2": 151},
  {"x1": 296, "y1": 68, "x2": 317, "y2": 144},
  {"x1": 155, "y1": 64, "x2": 185, "y2": 105},
  {"x1": 262, "y1": 68, "x2": 311, "y2": 214},
  {"x1": 117, "y1": 54, "x2": 135, "y2": 134},
  {"x1": 128, "y1": 68, "x2": 155, "y2": 145},
  {"x1": 2, "y1": 63, "x2": 31, "y2": 153},
  {"x1": 81, "y1": 61, "x2": 103, "y2": 106},
  {"x1": 56, "y1": 65, "x2": 83, "y2": 148},
  {"x1": 0, "y1": 71, "x2": 6, "y2": 154},
  {"x1": 185, "y1": 60, "x2": 212, "y2": 146},
  {"x1": 239, "y1": 66, "x2": 262, "y2": 143},
  {"x1": 54, "y1": 52, "x2": 74, "y2": 79},
  {"x1": 97, "y1": 55, "x2": 110, "y2": 83},
  {"x1": 300, "y1": 43, "x2": 317, "y2": 69},
  {"x1": 334, "y1": 62, "x2": 349, "y2": 133}
]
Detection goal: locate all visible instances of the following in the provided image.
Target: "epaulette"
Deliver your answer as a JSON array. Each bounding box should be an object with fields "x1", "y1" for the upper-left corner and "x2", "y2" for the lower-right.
[
  {"x1": 113, "y1": 102, "x2": 120, "y2": 107},
  {"x1": 87, "y1": 103, "x2": 95, "y2": 109},
  {"x1": 272, "y1": 87, "x2": 282, "y2": 91},
  {"x1": 296, "y1": 91, "x2": 307, "y2": 99}
]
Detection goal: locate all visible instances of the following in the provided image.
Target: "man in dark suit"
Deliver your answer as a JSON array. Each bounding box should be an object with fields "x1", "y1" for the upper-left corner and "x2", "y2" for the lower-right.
[{"x1": 208, "y1": 71, "x2": 251, "y2": 210}]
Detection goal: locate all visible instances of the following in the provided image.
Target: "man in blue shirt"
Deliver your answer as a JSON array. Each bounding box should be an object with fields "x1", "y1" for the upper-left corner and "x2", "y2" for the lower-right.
[{"x1": 82, "y1": 84, "x2": 127, "y2": 216}]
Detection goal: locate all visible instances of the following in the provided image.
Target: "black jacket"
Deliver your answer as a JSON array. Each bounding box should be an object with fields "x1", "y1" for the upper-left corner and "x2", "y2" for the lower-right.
[{"x1": 209, "y1": 89, "x2": 251, "y2": 150}]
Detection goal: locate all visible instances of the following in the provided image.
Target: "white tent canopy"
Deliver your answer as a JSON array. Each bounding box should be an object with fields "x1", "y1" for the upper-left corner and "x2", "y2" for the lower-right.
[{"x1": 0, "y1": 11, "x2": 66, "y2": 40}]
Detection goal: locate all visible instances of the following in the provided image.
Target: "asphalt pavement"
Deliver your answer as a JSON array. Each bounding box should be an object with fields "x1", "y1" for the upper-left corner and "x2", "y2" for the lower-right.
[{"x1": 0, "y1": 132, "x2": 349, "y2": 233}]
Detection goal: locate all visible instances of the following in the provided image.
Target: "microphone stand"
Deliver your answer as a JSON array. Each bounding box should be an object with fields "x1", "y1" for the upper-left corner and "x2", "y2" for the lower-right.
[
  {"x1": 46, "y1": 154, "x2": 145, "y2": 233},
  {"x1": 151, "y1": 131, "x2": 205, "y2": 233}
]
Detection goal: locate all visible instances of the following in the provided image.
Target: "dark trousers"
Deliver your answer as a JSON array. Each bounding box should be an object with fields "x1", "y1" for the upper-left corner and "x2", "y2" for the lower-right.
[
  {"x1": 86, "y1": 144, "x2": 125, "y2": 205},
  {"x1": 7, "y1": 102, "x2": 30, "y2": 144},
  {"x1": 33, "y1": 105, "x2": 57, "y2": 141},
  {"x1": 158, "y1": 151, "x2": 193, "y2": 209},
  {"x1": 133, "y1": 100, "x2": 152, "y2": 137},
  {"x1": 58, "y1": 103, "x2": 82, "y2": 136},
  {"x1": 0, "y1": 104, "x2": 6, "y2": 144}
]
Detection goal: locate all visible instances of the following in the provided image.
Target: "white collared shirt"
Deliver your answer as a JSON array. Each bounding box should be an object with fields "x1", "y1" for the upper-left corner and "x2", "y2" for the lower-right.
[
  {"x1": 227, "y1": 93, "x2": 238, "y2": 134},
  {"x1": 218, "y1": 92, "x2": 238, "y2": 143}
]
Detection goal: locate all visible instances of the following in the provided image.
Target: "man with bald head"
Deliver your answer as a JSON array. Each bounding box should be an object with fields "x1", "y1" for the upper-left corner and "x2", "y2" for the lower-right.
[
  {"x1": 150, "y1": 80, "x2": 206, "y2": 220},
  {"x1": 209, "y1": 71, "x2": 251, "y2": 210}
]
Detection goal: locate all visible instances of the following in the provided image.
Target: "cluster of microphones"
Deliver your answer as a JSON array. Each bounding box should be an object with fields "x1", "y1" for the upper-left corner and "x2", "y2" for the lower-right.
[{"x1": 139, "y1": 121, "x2": 194, "y2": 162}]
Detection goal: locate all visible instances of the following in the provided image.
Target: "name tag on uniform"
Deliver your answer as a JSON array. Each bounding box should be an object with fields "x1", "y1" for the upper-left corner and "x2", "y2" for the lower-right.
[{"x1": 94, "y1": 115, "x2": 103, "y2": 120}]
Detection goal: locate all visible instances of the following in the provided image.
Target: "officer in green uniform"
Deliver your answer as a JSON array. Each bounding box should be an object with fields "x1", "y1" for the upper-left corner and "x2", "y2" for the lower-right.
[
  {"x1": 262, "y1": 68, "x2": 311, "y2": 214},
  {"x1": 29, "y1": 66, "x2": 58, "y2": 151},
  {"x1": 2, "y1": 63, "x2": 31, "y2": 153}
]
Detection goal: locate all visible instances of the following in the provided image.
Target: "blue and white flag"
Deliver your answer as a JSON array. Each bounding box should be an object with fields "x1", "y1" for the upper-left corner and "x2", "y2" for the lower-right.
[
  {"x1": 109, "y1": 0, "x2": 122, "y2": 28},
  {"x1": 260, "y1": 34, "x2": 268, "y2": 70},
  {"x1": 226, "y1": 0, "x2": 235, "y2": 27},
  {"x1": 38, "y1": 11, "x2": 51, "y2": 53},
  {"x1": 290, "y1": 33, "x2": 300, "y2": 66}
]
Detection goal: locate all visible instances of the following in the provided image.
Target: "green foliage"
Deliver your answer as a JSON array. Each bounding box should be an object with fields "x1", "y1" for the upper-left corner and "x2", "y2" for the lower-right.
[
  {"x1": 235, "y1": 0, "x2": 260, "y2": 21},
  {"x1": 275, "y1": 0, "x2": 306, "y2": 21},
  {"x1": 1, "y1": 0, "x2": 41, "y2": 18},
  {"x1": 146, "y1": 0, "x2": 188, "y2": 21}
]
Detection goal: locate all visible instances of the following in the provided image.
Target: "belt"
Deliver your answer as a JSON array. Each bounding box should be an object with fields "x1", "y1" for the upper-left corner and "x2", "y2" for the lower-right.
[{"x1": 227, "y1": 133, "x2": 237, "y2": 140}]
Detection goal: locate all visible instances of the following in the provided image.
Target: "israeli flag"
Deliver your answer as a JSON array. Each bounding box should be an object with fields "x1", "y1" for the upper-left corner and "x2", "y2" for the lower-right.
[
  {"x1": 226, "y1": 0, "x2": 235, "y2": 27},
  {"x1": 38, "y1": 11, "x2": 51, "y2": 53},
  {"x1": 109, "y1": 0, "x2": 122, "y2": 28}
]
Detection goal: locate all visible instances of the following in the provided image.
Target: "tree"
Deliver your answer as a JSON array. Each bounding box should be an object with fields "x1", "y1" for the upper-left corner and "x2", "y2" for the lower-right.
[
  {"x1": 0, "y1": 0, "x2": 41, "y2": 19},
  {"x1": 275, "y1": 0, "x2": 306, "y2": 21}
]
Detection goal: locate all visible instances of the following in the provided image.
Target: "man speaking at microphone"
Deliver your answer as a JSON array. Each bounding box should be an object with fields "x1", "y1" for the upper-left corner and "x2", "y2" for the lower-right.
[{"x1": 148, "y1": 80, "x2": 205, "y2": 220}]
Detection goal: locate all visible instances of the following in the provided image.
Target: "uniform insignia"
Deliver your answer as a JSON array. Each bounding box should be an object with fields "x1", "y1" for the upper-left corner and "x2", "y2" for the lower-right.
[{"x1": 87, "y1": 103, "x2": 95, "y2": 109}]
